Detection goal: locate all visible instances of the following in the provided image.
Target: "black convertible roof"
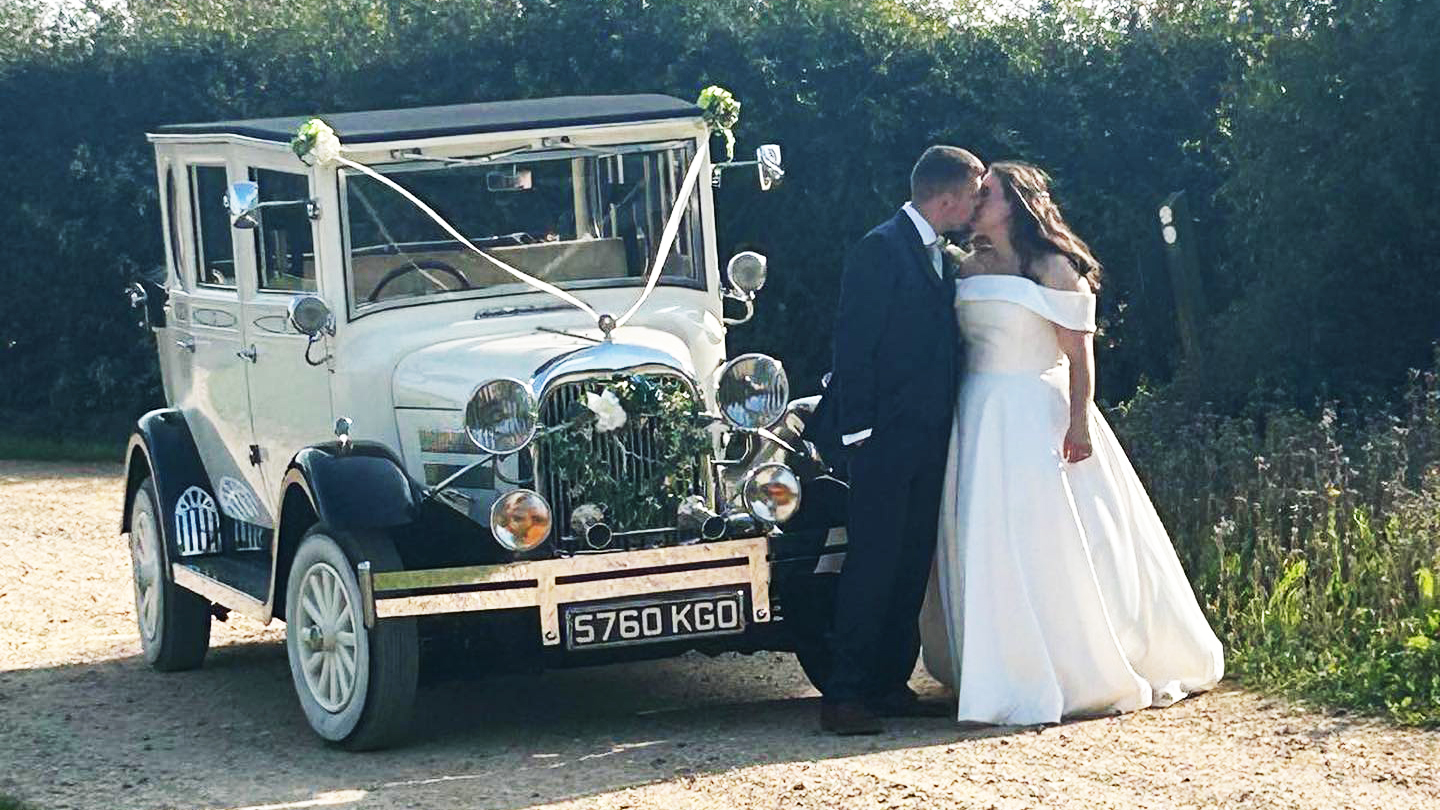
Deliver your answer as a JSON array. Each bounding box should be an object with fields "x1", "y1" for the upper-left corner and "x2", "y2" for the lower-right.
[{"x1": 153, "y1": 94, "x2": 700, "y2": 144}]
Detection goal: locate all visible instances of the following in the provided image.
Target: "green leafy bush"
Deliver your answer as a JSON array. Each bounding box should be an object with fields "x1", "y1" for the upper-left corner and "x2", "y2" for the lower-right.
[
  {"x1": 0, "y1": 0, "x2": 1239, "y2": 433},
  {"x1": 1114, "y1": 351, "x2": 1440, "y2": 725}
]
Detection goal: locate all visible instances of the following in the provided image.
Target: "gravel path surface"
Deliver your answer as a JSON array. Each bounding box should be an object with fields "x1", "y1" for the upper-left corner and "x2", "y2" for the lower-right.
[{"x1": 2, "y1": 459, "x2": 1438, "y2": 810}]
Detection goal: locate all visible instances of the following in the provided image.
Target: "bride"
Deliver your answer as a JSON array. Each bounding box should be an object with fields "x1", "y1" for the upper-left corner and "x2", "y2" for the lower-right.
[{"x1": 918, "y1": 161, "x2": 1225, "y2": 725}]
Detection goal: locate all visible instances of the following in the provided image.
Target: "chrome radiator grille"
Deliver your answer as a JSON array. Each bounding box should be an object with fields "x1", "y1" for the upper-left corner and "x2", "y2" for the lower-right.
[{"x1": 538, "y1": 374, "x2": 708, "y2": 553}]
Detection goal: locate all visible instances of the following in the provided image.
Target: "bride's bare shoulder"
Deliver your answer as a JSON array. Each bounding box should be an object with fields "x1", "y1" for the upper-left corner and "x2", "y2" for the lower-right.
[{"x1": 1035, "y1": 253, "x2": 1088, "y2": 293}]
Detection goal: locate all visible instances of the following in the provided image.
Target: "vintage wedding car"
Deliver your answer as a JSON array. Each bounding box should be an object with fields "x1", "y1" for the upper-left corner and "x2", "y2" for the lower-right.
[{"x1": 123, "y1": 94, "x2": 846, "y2": 748}]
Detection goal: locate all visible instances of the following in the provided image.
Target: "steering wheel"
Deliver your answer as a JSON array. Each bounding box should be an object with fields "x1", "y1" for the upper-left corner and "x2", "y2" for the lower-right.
[{"x1": 368, "y1": 259, "x2": 471, "y2": 303}]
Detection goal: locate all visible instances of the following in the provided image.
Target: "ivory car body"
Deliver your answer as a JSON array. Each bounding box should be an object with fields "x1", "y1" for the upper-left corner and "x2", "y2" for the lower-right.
[{"x1": 122, "y1": 95, "x2": 845, "y2": 749}]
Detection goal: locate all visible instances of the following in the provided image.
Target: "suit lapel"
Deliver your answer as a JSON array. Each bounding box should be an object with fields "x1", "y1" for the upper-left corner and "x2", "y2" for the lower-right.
[{"x1": 893, "y1": 210, "x2": 946, "y2": 290}]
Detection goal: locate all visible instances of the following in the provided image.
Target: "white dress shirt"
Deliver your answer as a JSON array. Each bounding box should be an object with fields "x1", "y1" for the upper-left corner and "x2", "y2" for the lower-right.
[
  {"x1": 841, "y1": 203, "x2": 943, "y2": 447},
  {"x1": 902, "y1": 201, "x2": 945, "y2": 279}
]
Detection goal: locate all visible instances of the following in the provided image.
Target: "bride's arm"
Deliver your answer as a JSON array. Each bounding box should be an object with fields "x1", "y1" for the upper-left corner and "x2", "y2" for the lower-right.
[{"x1": 1037, "y1": 254, "x2": 1094, "y2": 463}]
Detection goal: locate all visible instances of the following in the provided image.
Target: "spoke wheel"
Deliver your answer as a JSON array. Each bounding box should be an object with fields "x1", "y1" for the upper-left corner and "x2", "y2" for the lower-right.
[
  {"x1": 130, "y1": 505, "x2": 163, "y2": 644},
  {"x1": 296, "y1": 562, "x2": 361, "y2": 713},
  {"x1": 128, "y1": 476, "x2": 211, "y2": 671},
  {"x1": 285, "y1": 525, "x2": 417, "y2": 750}
]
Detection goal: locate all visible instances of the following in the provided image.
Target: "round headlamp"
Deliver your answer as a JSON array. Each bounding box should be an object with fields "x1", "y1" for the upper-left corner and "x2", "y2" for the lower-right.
[
  {"x1": 716, "y1": 353, "x2": 789, "y2": 429},
  {"x1": 464, "y1": 378, "x2": 537, "y2": 455},
  {"x1": 742, "y1": 462, "x2": 802, "y2": 524},
  {"x1": 726, "y1": 251, "x2": 768, "y2": 296},
  {"x1": 489, "y1": 489, "x2": 552, "y2": 552}
]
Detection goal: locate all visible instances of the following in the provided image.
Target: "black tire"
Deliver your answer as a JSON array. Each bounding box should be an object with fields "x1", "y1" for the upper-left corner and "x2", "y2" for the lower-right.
[
  {"x1": 779, "y1": 572, "x2": 839, "y2": 692},
  {"x1": 129, "y1": 477, "x2": 211, "y2": 671},
  {"x1": 284, "y1": 525, "x2": 418, "y2": 750}
]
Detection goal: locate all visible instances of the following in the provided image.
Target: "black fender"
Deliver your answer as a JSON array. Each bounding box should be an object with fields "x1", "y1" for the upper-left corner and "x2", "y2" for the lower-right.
[
  {"x1": 277, "y1": 441, "x2": 421, "y2": 539},
  {"x1": 122, "y1": 409, "x2": 211, "y2": 552},
  {"x1": 268, "y1": 441, "x2": 422, "y2": 620},
  {"x1": 766, "y1": 395, "x2": 849, "y2": 562}
]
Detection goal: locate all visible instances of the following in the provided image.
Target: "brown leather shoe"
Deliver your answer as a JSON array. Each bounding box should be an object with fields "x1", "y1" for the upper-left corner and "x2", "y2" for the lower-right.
[
  {"x1": 868, "y1": 689, "x2": 954, "y2": 718},
  {"x1": 820, "y1": 701, "x2": 884, "y2": 735}
]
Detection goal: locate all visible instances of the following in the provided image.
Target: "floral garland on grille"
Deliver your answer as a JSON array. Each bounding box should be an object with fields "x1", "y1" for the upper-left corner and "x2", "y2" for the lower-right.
[{"x1": 534, "y1": 375, "x2": 712, "y2": 533}]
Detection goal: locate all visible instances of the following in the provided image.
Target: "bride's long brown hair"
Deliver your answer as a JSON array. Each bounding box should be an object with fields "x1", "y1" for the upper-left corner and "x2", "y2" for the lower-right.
[{"x1": 987, "y1": 161, "x2": 1102, "y2": 291}]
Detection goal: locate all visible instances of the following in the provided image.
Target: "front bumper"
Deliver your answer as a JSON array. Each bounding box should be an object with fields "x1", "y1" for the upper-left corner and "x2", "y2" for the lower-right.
[{"x1": 357, "y1": 536, "x2": 771, "y2": 646}]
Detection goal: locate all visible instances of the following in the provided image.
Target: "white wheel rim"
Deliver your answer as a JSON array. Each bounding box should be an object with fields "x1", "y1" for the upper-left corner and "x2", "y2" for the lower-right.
[
  {"x1": 296, "y1": 561, "x2": 361, "y2": 713},
  {"x1": 130, "y1": 507, "x2": 162, "y2": 643}
]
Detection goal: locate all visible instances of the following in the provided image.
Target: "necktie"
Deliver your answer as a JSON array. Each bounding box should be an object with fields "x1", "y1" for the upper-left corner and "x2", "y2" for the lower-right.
[{"x1": 927, "y1": 242, "x2": 943, "y2": 278}]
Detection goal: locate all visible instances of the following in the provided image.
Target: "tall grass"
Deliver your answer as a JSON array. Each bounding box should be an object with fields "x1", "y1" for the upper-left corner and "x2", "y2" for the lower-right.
[{"x1": 1113, "y1": 351, "x2": 1440, "y2": 725}]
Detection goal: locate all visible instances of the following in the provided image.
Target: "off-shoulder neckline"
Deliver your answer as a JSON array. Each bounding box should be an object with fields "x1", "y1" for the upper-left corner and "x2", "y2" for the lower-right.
[{"x1": 958, "y1": 272, "x2": 1094, "y2": 298}]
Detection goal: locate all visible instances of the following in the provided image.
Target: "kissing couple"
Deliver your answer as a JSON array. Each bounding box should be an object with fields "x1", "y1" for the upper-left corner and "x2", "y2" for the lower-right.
[{"x1": 804, "y1": 146, "x2": 1226, "y2": 734}]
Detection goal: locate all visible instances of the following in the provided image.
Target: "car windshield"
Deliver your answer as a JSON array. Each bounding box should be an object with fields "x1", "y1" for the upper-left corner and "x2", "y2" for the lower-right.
[{"x1": 342, "y1": 139, "x2": 704, "y2": 313}]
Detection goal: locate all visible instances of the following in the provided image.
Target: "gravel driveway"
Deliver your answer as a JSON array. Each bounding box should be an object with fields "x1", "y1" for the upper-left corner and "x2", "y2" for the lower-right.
[{"x1": 2, "y1": 459, "x2": 1438, "y2": 810}]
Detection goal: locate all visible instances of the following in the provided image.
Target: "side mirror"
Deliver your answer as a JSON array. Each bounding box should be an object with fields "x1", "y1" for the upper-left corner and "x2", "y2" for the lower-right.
[
  {"x1": 224, "y1": 180, "x2": 320, "y2": 229},
  {"x1": 287, "y1": 294, "x2": 334, "y2": 338},
  {"x1": 756, "y1": 144, "x2": 784, "y2": 191},
  {"x1": 224, "y1": 181, "x2": 261, "y2": 229},
  {"x1": 709, "y1": 142, "x2": 785, "y2": 190}
]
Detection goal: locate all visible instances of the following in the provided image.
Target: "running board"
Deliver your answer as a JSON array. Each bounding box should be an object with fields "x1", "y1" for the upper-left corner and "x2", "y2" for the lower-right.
[{"x1": 172, "y1": 563, "x2": 269, "y2": 623}]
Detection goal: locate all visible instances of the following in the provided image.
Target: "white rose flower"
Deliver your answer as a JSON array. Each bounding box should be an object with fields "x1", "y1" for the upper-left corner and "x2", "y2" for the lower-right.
[
  {"x1": 584, "y1": 389, "x2": 628, "y2": 433},
  {"x1": 311, "y1": 123, "x2": 343, "y2": 165}
]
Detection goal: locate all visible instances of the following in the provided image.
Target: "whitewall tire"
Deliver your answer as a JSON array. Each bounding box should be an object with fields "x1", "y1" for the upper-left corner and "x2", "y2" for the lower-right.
[
  {"x1": 129, "y1": 477, "x2": 211, "y2": 671},
  {"x1": 284, "y1": 526, "x2": 417, "y2": 750}
]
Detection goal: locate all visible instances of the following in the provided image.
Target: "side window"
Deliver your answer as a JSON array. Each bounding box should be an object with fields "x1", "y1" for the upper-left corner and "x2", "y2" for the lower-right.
[
  {"x1": 190, "y1": 165, "x2": 236, "y2": 288},
  {"x1": 251, "y1": 168, "x2": 317, "y2": 292},
  {"x1": 163, "y1": 166, "x2": 187, "y2": 288}
]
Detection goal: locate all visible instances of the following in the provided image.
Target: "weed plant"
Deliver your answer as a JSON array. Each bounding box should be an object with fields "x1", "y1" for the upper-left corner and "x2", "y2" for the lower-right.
[{"x1": 1114, "y1": 352, "x2": 1440, "y2": 725}]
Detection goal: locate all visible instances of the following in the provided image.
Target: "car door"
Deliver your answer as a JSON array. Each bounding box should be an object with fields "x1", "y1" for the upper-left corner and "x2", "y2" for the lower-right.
[
  {"x1": 235, "y1": 162, "x2": 336, "y2": 507},
  {"x1": 150, "y1": 159, "x2": 192, "y2": 407},
  {"x1": 167, "y1": 159, "x2": 265, "y2": 544}
]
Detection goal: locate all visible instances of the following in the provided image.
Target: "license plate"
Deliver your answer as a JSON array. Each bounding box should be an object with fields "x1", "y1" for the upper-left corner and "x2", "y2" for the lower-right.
[{"x1": 564, "y1": 589, "x2": 747, "y2": 650}]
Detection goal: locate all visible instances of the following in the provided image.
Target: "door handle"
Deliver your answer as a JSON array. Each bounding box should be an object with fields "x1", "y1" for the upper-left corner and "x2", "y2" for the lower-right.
[
  {"x1": 236, "y1": 344, "x2": 258, "y2": 363},
  {"x1": 175, "y1": 336, "x2": 196, "y2": 353}
]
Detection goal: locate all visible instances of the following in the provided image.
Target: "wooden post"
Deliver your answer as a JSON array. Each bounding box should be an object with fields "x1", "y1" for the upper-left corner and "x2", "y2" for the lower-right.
[{"x1": 1159, "y1": 190, "x2": 1208, "y2": 360}]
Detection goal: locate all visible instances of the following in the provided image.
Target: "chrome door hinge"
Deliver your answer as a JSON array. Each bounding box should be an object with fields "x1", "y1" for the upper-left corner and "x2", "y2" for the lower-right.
[{"x1": 236, "y1": 344, "x2": 258, "y2": 363}]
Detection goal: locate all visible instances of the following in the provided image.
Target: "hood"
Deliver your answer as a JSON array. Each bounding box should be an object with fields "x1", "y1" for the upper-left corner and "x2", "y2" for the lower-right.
[{"x1": 392, "y1": 325, "x2": 700, "y2": 410}]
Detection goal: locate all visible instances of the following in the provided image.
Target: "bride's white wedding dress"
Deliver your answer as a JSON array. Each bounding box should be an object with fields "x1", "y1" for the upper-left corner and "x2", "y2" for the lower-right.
[{"x1": 918, "y1": 273, "x2": 1224, "y2": 725}]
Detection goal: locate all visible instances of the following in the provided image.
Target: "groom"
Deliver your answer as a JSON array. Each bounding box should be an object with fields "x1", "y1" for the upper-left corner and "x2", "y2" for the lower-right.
[{"x1": 807, "y1": 145, "x2": 985, "y2": 734}]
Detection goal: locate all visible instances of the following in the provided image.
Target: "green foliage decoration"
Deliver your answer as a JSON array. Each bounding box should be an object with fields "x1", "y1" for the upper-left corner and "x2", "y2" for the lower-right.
[
  {"x1": 697, "y1": 84, "x2": 741, "y2": 161},
  {"x1": 290, "y1": 118, "x2": 330, "y2": 160},
  {"x1": 534, "y1": 374, "x2": 713, "y2": 534}
]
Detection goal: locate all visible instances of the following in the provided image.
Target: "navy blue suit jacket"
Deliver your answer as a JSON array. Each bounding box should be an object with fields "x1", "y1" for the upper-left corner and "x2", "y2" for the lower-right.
[{"x1": 807, "y1": 209, "x2": 961, "y2": 463}]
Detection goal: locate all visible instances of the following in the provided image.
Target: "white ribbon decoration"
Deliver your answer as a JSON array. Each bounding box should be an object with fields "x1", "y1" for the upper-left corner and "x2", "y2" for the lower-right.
[
  {"x1": 332, "y1": 155, "x2": 600, "y2": 320},
  {"x1": 311, "y1": 120, "x2": 709, "y2": 331},
  {"x1": 613, "y1": 144, "x2": 708, "y2": 328}
]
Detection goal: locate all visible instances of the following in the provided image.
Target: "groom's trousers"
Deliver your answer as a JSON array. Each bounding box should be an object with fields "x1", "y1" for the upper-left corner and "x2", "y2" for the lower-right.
[{"x1": 824, "y1": 424, "x2": 949, "y2": 704}]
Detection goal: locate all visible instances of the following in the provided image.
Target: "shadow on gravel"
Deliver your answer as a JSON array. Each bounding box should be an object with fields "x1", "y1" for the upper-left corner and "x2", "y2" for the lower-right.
[{"x1": 0, "y1": 640, "x2": 1029, "y2": 810}]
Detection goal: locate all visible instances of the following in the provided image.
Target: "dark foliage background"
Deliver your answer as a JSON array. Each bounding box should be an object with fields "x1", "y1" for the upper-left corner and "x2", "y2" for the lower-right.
[{"x1": 0, "y1": 0, "x2": 1435, "y2": 425}]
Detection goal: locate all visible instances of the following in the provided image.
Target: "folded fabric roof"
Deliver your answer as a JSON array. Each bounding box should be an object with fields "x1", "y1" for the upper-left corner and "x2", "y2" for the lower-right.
[{"x1": 154, "y1": 94, "x2": 699, "y2": 143}]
